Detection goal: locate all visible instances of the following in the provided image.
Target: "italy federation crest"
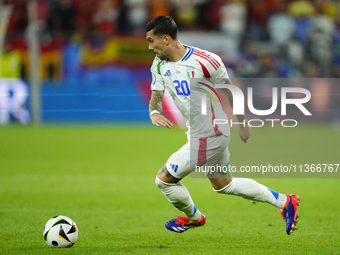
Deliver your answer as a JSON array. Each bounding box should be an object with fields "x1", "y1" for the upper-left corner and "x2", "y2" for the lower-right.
[{"x1": 186, "y1": 66, "x2": 195, "y2": 79}]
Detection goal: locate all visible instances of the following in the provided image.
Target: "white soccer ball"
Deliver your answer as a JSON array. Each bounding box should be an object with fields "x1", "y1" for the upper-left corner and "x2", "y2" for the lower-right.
[{"x1": 43, "y1": 215, "x2": 78, "y2": 248}]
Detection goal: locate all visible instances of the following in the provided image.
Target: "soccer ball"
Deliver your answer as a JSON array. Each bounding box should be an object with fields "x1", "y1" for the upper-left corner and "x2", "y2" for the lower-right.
[{"x1": 43, "y1": 215, "x2": 78, "y2": 248}]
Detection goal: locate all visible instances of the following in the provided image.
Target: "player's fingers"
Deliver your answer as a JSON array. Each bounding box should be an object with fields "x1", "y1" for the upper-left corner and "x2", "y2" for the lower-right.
[
  {"x1": 163, "y1": 120, "x2": 173, "y2": 128},
  {"x1": 153, "y1": 119, "x2": 171, "y2": 128},
  {"x1": 159, "y1": 117, "x2": 173, "y2": 128},
  {"x1": 240, "y1": 135, "x2": 248, "y2": 143},
  {"x1": 151, "y1": 115, "x2": 173, "y2": 128},
  {"x1": 151, "y1": 115, "x2": 162, "y2": 127},
  {"x1": 153, "y1": 121, "x2": 160, "y2": 127}
]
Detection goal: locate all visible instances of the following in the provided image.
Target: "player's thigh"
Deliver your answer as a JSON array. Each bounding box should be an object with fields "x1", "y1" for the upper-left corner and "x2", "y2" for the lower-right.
[
  {"x1": 205, "y1": 135, "x2": 230, "y2": 167},
  {"x1": 165, "y1": 141, "x2": 192, "y2": 180},
  {"x1": 191, "y1": 135, "x2": 230, "y2": 168},
  {"x1": 163, "y1": 135, "x2": 231, "y2": 181},
  {"x1": 205, "y1": 136, "x2": 233, "y2": 189}
]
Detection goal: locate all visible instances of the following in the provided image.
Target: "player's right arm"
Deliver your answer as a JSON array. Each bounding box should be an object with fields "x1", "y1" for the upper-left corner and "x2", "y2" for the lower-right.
[
  {"x1": 149, "y1": 90, "x2": 173, "y2": 128},
  {"x1": 149, "y1": 57, "x2": 173, "y2": 128}
]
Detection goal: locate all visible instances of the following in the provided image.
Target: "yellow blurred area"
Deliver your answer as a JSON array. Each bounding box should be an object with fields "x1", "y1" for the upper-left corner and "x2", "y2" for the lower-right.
[
  {"x1": 0, "y1": 49, "x2": 21, "y2": 78},
  {"x1": 81, "y1": 37, "x2": 153, "y2": 67}
]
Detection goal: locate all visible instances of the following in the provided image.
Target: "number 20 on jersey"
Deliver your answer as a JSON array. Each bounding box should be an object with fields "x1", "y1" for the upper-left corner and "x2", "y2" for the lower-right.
[{"x1": 174, "y1": 80, "x2": 190, "y2": 96}]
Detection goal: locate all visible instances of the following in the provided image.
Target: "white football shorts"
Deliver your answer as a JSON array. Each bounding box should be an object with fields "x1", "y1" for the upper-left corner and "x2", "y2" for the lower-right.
[{"x1": 166, "y1": 135, "x2": 230, "y2": 179}]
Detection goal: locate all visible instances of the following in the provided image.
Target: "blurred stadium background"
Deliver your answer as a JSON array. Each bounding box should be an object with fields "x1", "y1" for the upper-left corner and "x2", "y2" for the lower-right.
[
  {"x1": 1, "y1": 2, "x2": 340, "y2": 253},
  {"x1": 0, "y1": 0, "x2": 339, "y2": 125}
]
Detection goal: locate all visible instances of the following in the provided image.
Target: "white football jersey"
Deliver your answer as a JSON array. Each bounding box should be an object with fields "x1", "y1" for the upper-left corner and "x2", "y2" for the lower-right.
[{"x1": 150, "y1": 45, "x2": 230, "y2": 138}]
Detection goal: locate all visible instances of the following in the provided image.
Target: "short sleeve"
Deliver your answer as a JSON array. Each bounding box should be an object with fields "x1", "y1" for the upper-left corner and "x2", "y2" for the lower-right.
[
  {"x1": 209, "y1": 54, "x2": 229, "y2": 84},
  {"x1": 193, "y1": 48, "x2": 229, "y2": 84},
  {"x1": 150, "y1": 57, "x2": 165, "y2": 91}
]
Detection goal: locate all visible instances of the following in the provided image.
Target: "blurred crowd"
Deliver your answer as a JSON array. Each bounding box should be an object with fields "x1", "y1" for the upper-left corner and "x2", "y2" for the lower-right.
[{"x1": 2, "y1": 0, "x2": 340, "y2": 78}]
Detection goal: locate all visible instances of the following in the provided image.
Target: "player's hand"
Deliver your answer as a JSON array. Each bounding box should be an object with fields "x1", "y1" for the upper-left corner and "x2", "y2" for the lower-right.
[
  {"x1": 239, "y1": 124, "x2": 251, "y2": 143},
  {"x1": 150, "y1": 113, "x2": 173, "y2": 128}
]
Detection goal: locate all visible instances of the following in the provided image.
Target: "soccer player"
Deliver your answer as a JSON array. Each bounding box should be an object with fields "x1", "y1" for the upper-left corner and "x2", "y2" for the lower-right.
[{"x1": 146, "y1": 16, "x2": 300, "y2": 235}]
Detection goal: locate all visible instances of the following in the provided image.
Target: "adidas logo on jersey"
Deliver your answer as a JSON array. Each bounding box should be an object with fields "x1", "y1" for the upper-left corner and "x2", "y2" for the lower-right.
[
  {"x1": 164, "y1": 70, "x2": 172, "y2": 77},
  {"x1": 170, "y1": 164, "x2": 179, "y2": 173}
]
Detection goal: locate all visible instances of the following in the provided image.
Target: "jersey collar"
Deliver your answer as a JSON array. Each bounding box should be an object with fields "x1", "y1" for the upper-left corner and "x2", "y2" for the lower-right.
[{"x1": 181, "y1": 46, "x2": 194, "y2": 62}]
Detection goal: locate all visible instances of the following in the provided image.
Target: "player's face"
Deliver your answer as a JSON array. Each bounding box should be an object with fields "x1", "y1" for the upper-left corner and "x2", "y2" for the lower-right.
[{"x1": 146, "y1": 30, "x2": 169, "y2": 60}]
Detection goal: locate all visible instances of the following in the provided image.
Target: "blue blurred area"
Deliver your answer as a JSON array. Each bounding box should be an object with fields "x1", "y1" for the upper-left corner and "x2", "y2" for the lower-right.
[
  {"x1": 41, "y1": 80, "x2": 149, "y2": 122},
  {"x1": 38, "y1": 43, "x2": 150, "y2": 122}
]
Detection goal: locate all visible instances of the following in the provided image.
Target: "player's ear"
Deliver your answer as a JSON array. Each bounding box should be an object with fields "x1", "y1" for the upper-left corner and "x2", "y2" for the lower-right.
[{"x1": 163, "y1": 35, "x2": 170, "y2": 46}]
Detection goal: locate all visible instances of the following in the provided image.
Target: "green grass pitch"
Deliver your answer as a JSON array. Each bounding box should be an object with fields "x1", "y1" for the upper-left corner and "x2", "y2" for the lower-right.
[{"x1": 0, "y1": 124, "x2": 339, "y2": 254}]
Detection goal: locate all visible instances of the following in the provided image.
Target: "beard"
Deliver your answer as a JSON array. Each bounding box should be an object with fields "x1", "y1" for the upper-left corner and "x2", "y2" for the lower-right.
[
  {"x1": 157, "y1": 53, "x2": 167, "y2": 60},
  {"x1": 154, "y1": 49, "x2": 169, "y2": 60}
]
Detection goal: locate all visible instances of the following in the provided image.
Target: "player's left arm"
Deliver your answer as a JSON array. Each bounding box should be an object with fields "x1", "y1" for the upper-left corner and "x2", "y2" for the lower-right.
[
  {"x1": 220, "y1": 78, "x2": 251, "y2": 143},
  {"x1": 200, "y1": 51, "x2": 251, "y2": 142}
]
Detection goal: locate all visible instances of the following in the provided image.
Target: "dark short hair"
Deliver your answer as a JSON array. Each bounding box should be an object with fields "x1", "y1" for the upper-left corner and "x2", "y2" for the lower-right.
[{"x1": 145, "y1": 16, "x2": 178, "y2": 40}]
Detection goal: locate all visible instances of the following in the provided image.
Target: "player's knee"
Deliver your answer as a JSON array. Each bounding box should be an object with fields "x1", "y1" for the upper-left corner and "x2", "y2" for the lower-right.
[
  {"x1": 155, "y1": 175, "x2": 171, "y2": 190},
  {"x1": 155, "y1": 176, "x2": 164, "y2": 189},
  {"x1": 211, "y1": 177, "x2": 233, "y2": 193},
  {"x1": 214, "y1": 185, "x2": 227, "y2": 194},
  {"x1": 156, "y1": 165, "x2": 181, "y2": 183}
]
